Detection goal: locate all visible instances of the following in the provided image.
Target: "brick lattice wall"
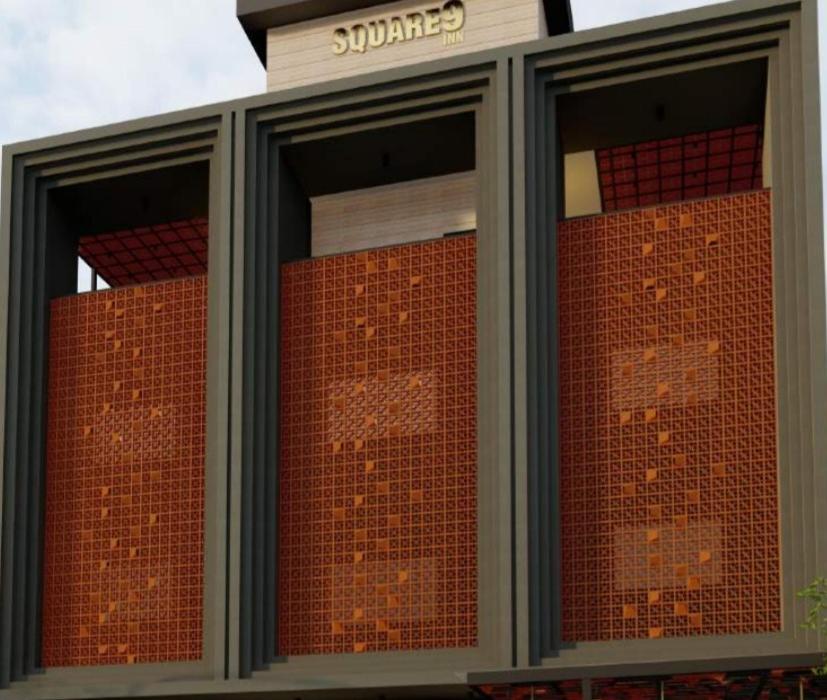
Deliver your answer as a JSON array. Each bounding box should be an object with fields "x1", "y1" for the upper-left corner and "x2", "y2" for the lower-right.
[
  {"x1": 558, "y1": 191, "x2": 779, "y2": 640},
  {"x1": 278, "y1": 235, "x2": 478, "y2": 655},
  {"x1": 42, "y1": 276, "x2": 206, "y2": 666}
]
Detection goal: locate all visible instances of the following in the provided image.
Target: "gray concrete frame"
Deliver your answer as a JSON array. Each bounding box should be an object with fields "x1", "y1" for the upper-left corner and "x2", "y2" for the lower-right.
[
  {"x1": 0, "y1": 0, "x2": 823, "y2": 698},
  {"x1": 232, "y1": 66, "x2": 514, "y2": 688},
  {"x1": 509, "y1": 0, "x2": 827, "y2": 681},
  {"x1": 0, "y1": 117, "x2": 235, "y2": 695}
]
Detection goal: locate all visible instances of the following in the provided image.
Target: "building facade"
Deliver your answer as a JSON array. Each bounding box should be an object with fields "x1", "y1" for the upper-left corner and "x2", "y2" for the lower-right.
[{"x1": 0, "y1": 0, "x2": 825, "y2": 697}]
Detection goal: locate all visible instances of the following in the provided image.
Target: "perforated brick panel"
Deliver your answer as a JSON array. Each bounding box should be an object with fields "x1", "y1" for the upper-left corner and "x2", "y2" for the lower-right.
[
  {"x1": 278, "y1": 235, "x2": 477, "y2": 655},
  {"x1": 42, "y1": 276, "x2": 207, "y2": 666},
  {"x1": 596, "y1": 126, "x2": 764, "y2": 212},
  {"x1": 78, "y1": 218, "x2": 208, "y2": 287},
  {"x1": 558, "y1": 191, "x2": 779, "y2": 641}
]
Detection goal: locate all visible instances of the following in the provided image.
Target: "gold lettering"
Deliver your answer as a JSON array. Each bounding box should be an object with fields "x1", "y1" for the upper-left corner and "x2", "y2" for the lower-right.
[
  {"x1": 404, "y1": 12, "x2": 425, "y2": 40},
  {"x1": 367, "y1": 20, "x2": 387, "y2": 48},
  {"x1": 333, "y1": 1, "x2": 466, "y2": 55},
  {"x1": 442, "y1": 0, "x2": 466, "y2": 32},
  {"x1": 424, "y1": 8, "x2": 441, "y2": 36},
  {"x1": 387, "y1": 17, "x2": 406, "y2": 45},
  {"x1": 332, "y1": 28, "x2": 349, "y2": 55},
  {"x1": 349, "y1": 24, "x2": 368, "y2": 53}
]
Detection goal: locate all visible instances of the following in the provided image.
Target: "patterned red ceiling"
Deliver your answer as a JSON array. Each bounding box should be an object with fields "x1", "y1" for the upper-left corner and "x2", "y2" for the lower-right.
[
  {"x1": 596, "y1": 126, "x2": 764, "y2": 213},
  {"x1": 78, "y1": 218, "x2": 208, "y2": 287}
]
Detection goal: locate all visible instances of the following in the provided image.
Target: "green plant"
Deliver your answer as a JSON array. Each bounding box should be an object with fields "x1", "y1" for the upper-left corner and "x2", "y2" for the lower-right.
[{"x1": 799, "y1": 577, "x2": 827, "y2": 676}]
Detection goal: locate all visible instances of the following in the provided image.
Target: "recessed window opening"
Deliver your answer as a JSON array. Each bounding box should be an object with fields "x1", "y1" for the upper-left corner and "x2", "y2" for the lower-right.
[
  {"x1": 558, "y1": 60, "x2": 769, "y2": 218},
  {"x1": 48, "y1": 161, "x2": 209, "y2": 294},
  {"x1": 279, "y1": 111, "x2": 477, "y2": 260}
]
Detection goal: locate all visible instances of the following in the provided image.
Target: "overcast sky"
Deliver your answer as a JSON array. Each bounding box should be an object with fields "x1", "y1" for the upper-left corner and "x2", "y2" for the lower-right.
[{"x1": 0, "y1": 0, "x2": 825, "y2": 152}]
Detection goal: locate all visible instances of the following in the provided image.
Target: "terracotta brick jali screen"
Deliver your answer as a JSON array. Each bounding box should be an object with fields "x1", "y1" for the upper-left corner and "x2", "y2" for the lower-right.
[
  {"x1": 42, "y1": 276, "x2": 206, "y2": 666},
  {"x1": 278, "y1": 235, "x2": 477, "y2": 655},
  {"x1": 558, "y1": 191, "x2": 779, "y2": 641}
]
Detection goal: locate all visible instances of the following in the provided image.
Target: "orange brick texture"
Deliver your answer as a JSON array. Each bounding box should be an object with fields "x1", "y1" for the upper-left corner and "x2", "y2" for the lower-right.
[
  {"x1": 278, "y1": 235, "x2": 477, "y2": 655},
  {"x1": 558, "y1": 191, "x2": 780, "y2": 641},
  {"x1": 42, "y1": 276, "x2": 206, "y2": 666}
]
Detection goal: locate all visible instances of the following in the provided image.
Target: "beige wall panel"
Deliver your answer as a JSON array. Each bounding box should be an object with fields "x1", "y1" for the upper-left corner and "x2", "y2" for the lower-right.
[
  {"x1": 267, "y1": 0, "x2": 545, "y2": 92},
  {"x1": 763, "y1": 77, "x2": 772, "y2": 189},
  {"x1": 564, "y1": 151, "x2": 602, "y2": 218},
  {"x1": 311, "y1": 171, "x2": 476, "y2": 257}
]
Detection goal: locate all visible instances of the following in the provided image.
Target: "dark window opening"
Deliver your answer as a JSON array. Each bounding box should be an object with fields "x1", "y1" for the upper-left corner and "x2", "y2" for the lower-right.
[
  {"x1": 278, "y1": 111, "x2": 477, "y2": 261},
  {"x1": 47, "y1": 161, "x2": 209, "y2": 295},
  {"x1": 557, "y1": 60, "x2": 769, "y2": 218}
]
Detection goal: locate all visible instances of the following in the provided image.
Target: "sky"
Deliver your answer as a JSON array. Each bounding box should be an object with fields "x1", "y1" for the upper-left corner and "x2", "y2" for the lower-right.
[
  {"x1": 2, "y1": 0, "x2": 822, "y2": 288},
  {"x1": 0, "y1": 0, "x2": 824, "y2": 148}
]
